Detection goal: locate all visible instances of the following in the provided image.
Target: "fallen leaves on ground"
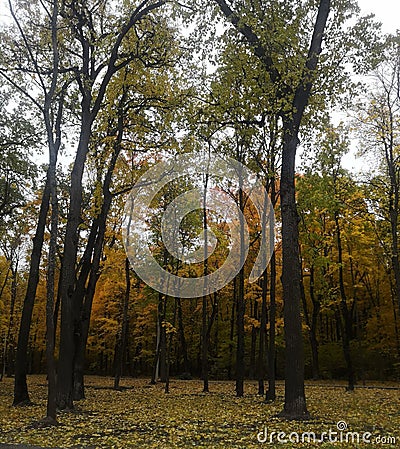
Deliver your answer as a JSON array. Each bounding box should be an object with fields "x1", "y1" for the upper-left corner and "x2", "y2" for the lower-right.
[{"x1": 0, "y1": 376, "x2": 399, "y2": 448}]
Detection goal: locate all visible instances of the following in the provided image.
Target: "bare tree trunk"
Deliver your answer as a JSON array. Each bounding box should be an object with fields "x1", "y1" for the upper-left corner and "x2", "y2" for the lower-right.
[
  {"x1": 257, "y1": 268, "x2": 267, "y2": 395},
  {"x1": 165, "y1": 299, "x2": 177, "y2": 394},
  {"x1": 44, "y1": 141, "x2": 58, "y2": 423},
  {"x1": 309, "y1": 268, "x2": 321, "y2": 380},
  {"x1": 73, "y1": 94, "x2": 126, "y2": 400},
  {"x1": 201, "y1": 295, "x2": 209, "y2": 392},
  {"x1": 13, "y1": 180, "x2": 50, "y2": 405},
  {"x1": 249, "y1": 300, "x2": 258, "y2": 380},
  {"x1": 266, "y1": 251, "x2": 276, "y2": 402},
  {"x1": 2, "y1": 261, "x2": 18, "y2": 379},
  {"x1": 151, "y1": 296, "x2": 162, "y2": 384},
  {"x1": 300, "y1": 265, "x2": 320, "y2": 381},
  {"x1": 334, "y1": 211, "x2": 354, "y2": 391},
  {"x1": 159, "y1": 296, "x2": 167, "y2": 382},
  {"x1": 176, "y1": 297, "x2": 189, "y2": 374},
  {"x1": 235, "y1": 186, "x2": 246, "y2": 398},
  {"x1": 114, "y1": 258, "x2": 130, "y2": 390},
  {"x1": 57, "y1": 115, "x2": 92, "y2": 410},
  {"x1": 228, "y1": 279, "x2": 236, "y2": 380},
  {"x1": 202, "y1": 170, "x2": 210, "y2": 393}
]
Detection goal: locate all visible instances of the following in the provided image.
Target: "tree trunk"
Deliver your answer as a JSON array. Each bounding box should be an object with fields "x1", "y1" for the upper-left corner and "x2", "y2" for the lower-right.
[
  {"x1": 300, "y1": 266, "x2": 320, "y2": 381},
  {"x1": 266, "y1": 251, "x2": 276, "y2": 402},
  {"x1": 228, "y1": 278, "x2": 236, "y2": 380},
  {"x1": 201, "y1": 171, "x2": 210, "y2": 392},
  {"x1": 334, "y1": 211, "x2": 354, "y2": 391},
  {"x1": 310, "y1": 299, "x2": 321, "y2": 381},
  {"x1": 151, "y1": 297, "x2": 162, "y2": 384},
  {"x1": 201, "y1": 295, "x2": 209, "y2": 392},
  {"x1": 390, "y1": 197, "x2": 400, "y2": 315},
  {"x1": 151, "y1": 292, "x2": 167, "y2": 384},
  {"x1": 73, "y1": 125, "x2": 123, "y2": 400},
  {"x1": 13, "y1": 180, "x2": 50, "y2": 405},
  {"x1": 279, "y1": 131, "x2": 308, "y2": 417},
  {"x1": 114, "y1": 258, "x2": 130, "y2": 390},
  {"x1": 257, "y1": 267, "x2": 268, "y2": 395},
  {"x1": 44, "y1": 139, "x2": 58, "y2": 423},
  {"x1": 57, "y1": 111, "x2": 92, "y2": 410},
  {"x1": 235, "y1": 186, "x2": 246, "y2": 398},
  {"x1": 44, "y1": 8, "x2": 62, "y2": 417},
  {"x1": 159, "y1": 298, "x2": 167, "y2": 383},
  {"x1": 58, "y1": 0, "x2": 168, "y2": 405},
  {"x1": 176, "y1": 297, "x2": 189, "y2": 374},
  {"x1": 2, "y1": 261, "x2": 17, "y2": 379},
  {"x1": 249, "y1": 300, "x2": 258, "y2": 380},
  {"x1": 165, "y1": 299, "x2": 177, "y2": 394}
]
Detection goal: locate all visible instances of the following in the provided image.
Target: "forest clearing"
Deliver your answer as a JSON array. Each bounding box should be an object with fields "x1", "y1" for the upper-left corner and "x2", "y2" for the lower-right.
[
  {"x1": 2, "y1": 0, "x2": 400, "y2": 446},
  {"x1": 0, "y1": 375, "x2": 399, "y2": 448}
]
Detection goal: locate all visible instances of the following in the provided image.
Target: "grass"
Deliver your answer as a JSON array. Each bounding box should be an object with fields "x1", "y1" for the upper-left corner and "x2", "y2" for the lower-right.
[{"x1": 0, "y1": 375, "x2": 399, "y2": 448}]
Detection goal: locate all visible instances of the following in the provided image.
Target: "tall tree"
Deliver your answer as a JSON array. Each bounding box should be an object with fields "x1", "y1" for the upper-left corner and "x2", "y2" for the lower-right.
[
  {"x1": 212, "y1": 0, "x2": 330, "y2": 417},
  {"x1": 0, "y1": 0, "x2": 66, "y2": 406},
  {"x1": 43, "y1": 0, "x2": 62, "y2": 423},
  {"x1": 356, "y1": 36, "x2": 400, "y2": 318},
  {"x1": 209, "y1": 0, "x2": 381, "y2": 417},
  {"x1": 55, "y1": 0, "x2": 169, "y2": 409}
]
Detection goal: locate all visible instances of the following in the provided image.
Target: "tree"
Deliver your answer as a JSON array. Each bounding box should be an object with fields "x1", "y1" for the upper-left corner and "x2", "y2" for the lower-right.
[
  {"x1": 301, "y1": 126, "x2": 355, "y2": 388},
  {"x1": 0, "y1": 225, "x2": 23, "y2": 380},
  {"x1": 55, "y1": 0, "x2": 171, "y2": 410},
  {"x1": 211, "y1": 0, "x2": 330, "y2": 417},
  {"x1": 355, "y1": 36, "x2": 400, "y2": 318},
  {"x1": 0, "y1": 0, "x2": 68, "y2": 407},
  {"x1": 0, "y1": 92, "x2": 38, "y2": 224},
  {"x1": 0, "y1": 90, "x2": 38, "y2": 382},
  {"x1": 207, "y1": 0, "x2": 382, "y2": 417}
]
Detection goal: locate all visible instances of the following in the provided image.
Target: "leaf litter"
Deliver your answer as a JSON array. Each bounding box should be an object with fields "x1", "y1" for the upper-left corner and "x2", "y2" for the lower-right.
[{"x1": 0, "y1": 376, "x2": 399, "y2": 448}]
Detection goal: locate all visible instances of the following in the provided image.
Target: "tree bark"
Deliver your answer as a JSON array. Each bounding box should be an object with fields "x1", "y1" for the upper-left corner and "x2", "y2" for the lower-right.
[
  {"x1": 249, "y1": 299, "x2": 258, "y2": 380},
  {"x1": 44, "y1": 142, "x2": 58, "y2": 422},
  {"x1": 13, "y1": 180, "x2": 50, "y2": 405},
  {"x1": 257, "y1": 268, "x2": 267, "y2": 395},
  {"x1": 176, "y1": 297, "x2": 190, "y2": 374},
  {"x1": 300, "y1": 266, "x2": 320, "y2": 381},
  {"x1": 202, "y1": 170, "x2": 210, "y2": 393},
  {"x1": 309, "y1": 267, "x2": 321, "y2": 380},
  {"x1": 73, "y1": 95, "x2": 126, "y2": 400},
  {"x1": 201, "y1": 295, "x2": 209, "y2": 392},
  {"x1": 2, "y1": 260, "x2": 18, "y2": 379},
  {"x1": 235, "y1": 186, "x2": 246, "y2": 397},
  {"x1": 280, "y1": 130, "x2": 308, "y2": 417},
  {"x1": 334, "y1": 211, "x2": 354, "y2": 391},
  {"x1": 266, "y1": 251, "x2": 276, "y2": 402},
  {"x1": 114, "y1": 258, "x2": 130, "y2": 390},
  {"x1": 151, "y1": 292, "x2": 167, "y2": 384},
  {"x1": 57, "y1": 113, "x2": 92, "y2": 410},
  {"x1": 227, "y1": 278, "x2": 236, "y2": 380}
]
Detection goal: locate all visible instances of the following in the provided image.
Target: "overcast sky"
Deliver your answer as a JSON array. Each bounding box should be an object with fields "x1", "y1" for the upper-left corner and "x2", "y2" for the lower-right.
[
  {"x1": 340, "y1": 1, "x2": 399, "y2": 173},
  {"x1": 0, "y1": 0, "x2": 398, "y2": 172},
  {"x1": 359, "y1": 0, "x2": 399, "y2": 33}
]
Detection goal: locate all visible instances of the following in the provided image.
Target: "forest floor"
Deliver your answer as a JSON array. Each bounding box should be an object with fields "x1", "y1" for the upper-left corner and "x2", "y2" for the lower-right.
[{"x1": 0, "y1": 375, "x2": 399, "y2": 448}]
